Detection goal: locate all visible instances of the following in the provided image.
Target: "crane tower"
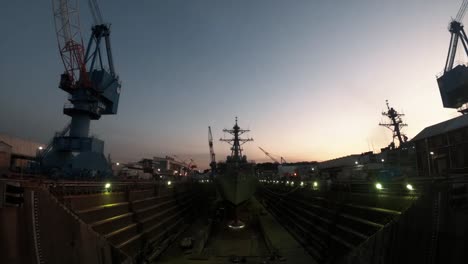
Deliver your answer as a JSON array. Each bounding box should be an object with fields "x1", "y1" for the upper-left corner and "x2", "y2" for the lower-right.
[
  {"x1": 40, "y1": 0, "x2": 121, "y2": 177},
  {"x1": 208, "y1": 126, "x2": 216, "y2": 178}
]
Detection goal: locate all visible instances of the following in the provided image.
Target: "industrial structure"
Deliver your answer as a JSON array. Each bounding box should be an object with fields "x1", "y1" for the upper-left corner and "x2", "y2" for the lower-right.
[
  {"x1": 0, "y1": 134, "x2": 44, "y2": 175},
  {"x1": 2, "y1": 1, "x2": 468, "y2": 264},
  {"x1": 412, "y1": 114, "x2": 468, "y2": 176},
  {"x1": 39, "y1": 0, "x2": 122, "y2": 177},
  {"x1": 437, "y1": 0, "x2": 468, "y2": 112},
  {"x1": 113, "y1": 156, "x2": 198, "y2": 179},
  {"x1": 208, "y1": 126, "x2": 216, "y2": 179}
]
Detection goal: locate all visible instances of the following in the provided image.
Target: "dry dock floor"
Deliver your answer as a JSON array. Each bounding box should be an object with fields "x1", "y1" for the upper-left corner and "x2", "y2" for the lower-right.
[{"x1": 157, "y1": 197, "x2": 315, "y2": 264}]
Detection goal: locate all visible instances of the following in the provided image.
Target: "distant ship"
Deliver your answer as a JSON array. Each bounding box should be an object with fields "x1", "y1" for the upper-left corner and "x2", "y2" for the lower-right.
[{"x1": 216, "y1": 118, "x2": 257, "y2": 208}]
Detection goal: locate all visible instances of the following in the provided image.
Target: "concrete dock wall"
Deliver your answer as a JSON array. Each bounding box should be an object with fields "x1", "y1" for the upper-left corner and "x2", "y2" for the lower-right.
[{"x1": 0, "y1": 182, "x2": 130, "y2": 264}]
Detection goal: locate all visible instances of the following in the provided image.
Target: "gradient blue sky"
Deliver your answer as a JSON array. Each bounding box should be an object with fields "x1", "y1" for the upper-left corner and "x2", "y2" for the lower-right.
[{"x1": 0, "y1": 1, "x2": 463, "y2": 168}]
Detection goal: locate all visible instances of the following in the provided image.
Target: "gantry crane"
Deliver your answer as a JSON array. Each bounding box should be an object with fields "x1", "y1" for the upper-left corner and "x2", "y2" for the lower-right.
[
  {"x1": 42, "y1": 0, "x2": 122, "y2": 177},
  {"x1": 208, "y1": 126, "x2": 216, "y2": 178},
  {"x1": 437, "y1": 0, "x2": 468, "y2": 112}
]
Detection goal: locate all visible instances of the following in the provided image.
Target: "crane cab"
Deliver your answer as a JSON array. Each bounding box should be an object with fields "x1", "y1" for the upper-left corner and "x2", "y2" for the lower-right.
[{"x1": 437, "y1": 64, "x2": 468, "y2": 108}]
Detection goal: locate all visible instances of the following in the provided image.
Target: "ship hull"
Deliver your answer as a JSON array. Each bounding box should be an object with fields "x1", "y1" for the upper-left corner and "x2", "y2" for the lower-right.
[{"x1": 216, "y1": 165, "x2": 257, "y2": 206}]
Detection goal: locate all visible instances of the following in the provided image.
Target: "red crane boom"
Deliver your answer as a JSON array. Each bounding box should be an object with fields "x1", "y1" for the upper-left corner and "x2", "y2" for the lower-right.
[{"x1": 52, "y1": 0, "x2": 88, "y2": 88}]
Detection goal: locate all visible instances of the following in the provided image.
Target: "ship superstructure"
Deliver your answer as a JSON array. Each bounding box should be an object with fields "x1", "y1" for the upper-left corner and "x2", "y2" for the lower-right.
[
  {"x1": 379, "y1": 100, "x2": 408, "y2": 149},
  {"x1": 216, "y1": 118, "x2": 256, "y2": 207}
]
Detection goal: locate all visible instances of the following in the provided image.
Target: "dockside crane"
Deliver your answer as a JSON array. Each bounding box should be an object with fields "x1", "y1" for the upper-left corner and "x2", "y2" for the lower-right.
[
  {"x1": 187, "y1": 159, "x2": 197, "y2": 170},
  {"x1": 437, "y1": 0, "x2": 468, "y2": 113},
  {"x1": 258, "y1": 147, "x2": 287, "y2": 164},
  {"x1": 42, "y1": 0, "x2": 122, "y2": 177},
  {"x1": 208, "y1": 126, "x2": 216, "y2": 178},
  {"x1": 258, "y1": 147, "x2": 279, "y2": 164}
]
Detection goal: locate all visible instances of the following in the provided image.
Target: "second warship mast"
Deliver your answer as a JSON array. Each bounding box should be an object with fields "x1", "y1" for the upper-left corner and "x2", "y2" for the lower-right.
[{"x1": 379, "y1": 100, "x2": 408, "y2": 149}]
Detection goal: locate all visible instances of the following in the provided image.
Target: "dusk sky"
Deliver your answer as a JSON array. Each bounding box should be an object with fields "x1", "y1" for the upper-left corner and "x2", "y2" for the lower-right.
[{"x1": 0, "y1": 0, "x2": 464, "y2": 168}]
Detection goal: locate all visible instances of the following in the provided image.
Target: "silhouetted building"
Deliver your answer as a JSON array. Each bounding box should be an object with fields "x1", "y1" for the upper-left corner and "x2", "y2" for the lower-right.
[{"x1": 412, "y1": 114, "x2": 468, "y2": 176}]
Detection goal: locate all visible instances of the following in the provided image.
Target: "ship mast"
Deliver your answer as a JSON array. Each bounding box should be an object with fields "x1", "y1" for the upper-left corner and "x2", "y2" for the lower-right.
[
  {"x1": 379, "y1": 100, "x2": 408, "y2": 148},
  {"x1": 220, "y1": 117, "x2": 253, "y2": 161}
]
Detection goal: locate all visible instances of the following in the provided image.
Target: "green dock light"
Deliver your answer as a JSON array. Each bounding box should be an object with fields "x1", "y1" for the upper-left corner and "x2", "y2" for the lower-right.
[
  {"x1": 381, "y1": 159, "x2": 385, "y2": 162},
  {"x1": 313, "y1": 181, "x2": 318, "y2": 187},
  {"x1": 116, "y1": 162, "x2": 120, "y2": 166},
  {"x1": 167, "y1": 180, "x2": 172, "y2": 186},
  {"x1": 355, "y1": 161, "x2": 359, "y2": 165},
  {"x1": 291, "y1": 181, "x2": 294, "y2": 186},
  {"x1": 406, "y1": 184, "x2": 413, "y2": 190},
  {"x1": 375, "y1": 183, "x2": 383, "y2": 190},
  {"x1": 286, "y1": 181, "x2": 289, "y2": 184},
  {"x1": 300, "y1": 181, "x2": 304, "y2": 187},
  {"x1": 430, "y1": 151, "x2": 434, "y2": 155}
]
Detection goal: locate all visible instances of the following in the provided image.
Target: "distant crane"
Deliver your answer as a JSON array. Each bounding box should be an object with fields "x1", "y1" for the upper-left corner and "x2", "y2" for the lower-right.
[
  {"x1": 258, "y1": 147, "x2": 279, "y2": 163},
  {"x1": 437, "y1": 0, "x2": 468, "y2": 112},
  {"x1": 379, "y1": 100, "x2": 408, "y2": 149},
  {"x1": 170, "y1": 155, "x2": 194, "y2": 175},
  {"x1": 187, "y1": 159, "x2": 197, "y2": 170},
  {"x1": 258, "y1": 147, "x2": 287, "y2": 164},
  {"x1": 208, "y1": 126, "x2": 216, "y2": 177},
  {"x1": 42, "y1": 0, "x2": 122, "y2": 177},
  {"x1": 191, "y1": 159, "x2": 198, "y2": 170}
]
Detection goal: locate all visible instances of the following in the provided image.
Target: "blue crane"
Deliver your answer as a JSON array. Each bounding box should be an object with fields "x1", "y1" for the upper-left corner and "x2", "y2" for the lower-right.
[
  {"x1": 41, "y1": 0, "x2": 122, "y2": 177},
  {"x1": 437, "y1": 0, "x2": 468, "y2": 112}
]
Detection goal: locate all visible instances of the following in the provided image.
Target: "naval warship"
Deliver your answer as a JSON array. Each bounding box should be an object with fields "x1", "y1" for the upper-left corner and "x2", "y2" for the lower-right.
[{"x1": 216, "y1": 118, "x2": 257, "y2": 210}]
